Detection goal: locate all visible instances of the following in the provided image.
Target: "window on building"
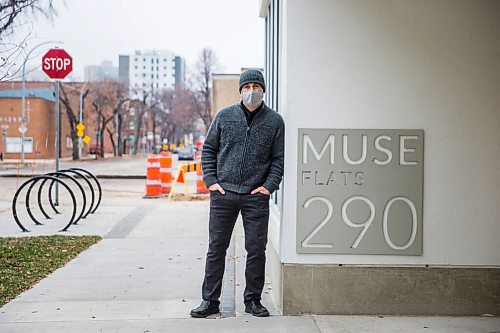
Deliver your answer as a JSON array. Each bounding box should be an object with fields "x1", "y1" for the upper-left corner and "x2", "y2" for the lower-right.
[
  {"x1": 143, "y1": 58, "x2": 146, "y2": 62},
  {"x1": 156, "y1": 59, "x2": 159, "y2": 64},
  {"x1": 66, "y1": 136, "x2": 73, "y2": 149},
  {"x1": 143, "y1": 73, "x2": 146, "y2": 77},
  {"x1": 6, "y1": 137, "x2": 33, "y2": 153}
]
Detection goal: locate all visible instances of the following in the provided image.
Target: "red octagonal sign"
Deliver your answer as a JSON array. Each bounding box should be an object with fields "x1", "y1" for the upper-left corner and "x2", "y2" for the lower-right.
[{"x1": 42, "y1": 48, "x2": 73, "y2": 79}]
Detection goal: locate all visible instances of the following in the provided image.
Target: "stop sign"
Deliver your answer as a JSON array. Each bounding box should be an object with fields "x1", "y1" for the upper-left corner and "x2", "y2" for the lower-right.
[{"x1": 42, "y1": 48, "x2": 73, "y2": 79}]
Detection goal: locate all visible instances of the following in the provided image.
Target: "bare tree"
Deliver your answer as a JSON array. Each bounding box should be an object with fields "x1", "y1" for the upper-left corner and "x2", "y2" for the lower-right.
[
  {"x1": 107, "y1": 82, "x2": 129, "y2": 156},
  {"x1": 130, "y1": 90, "x2": 152, "y2": 155},
  {"x1": 86, "y1": 81, "x2": 129, "y2": 157},
  {"x1": 158, "y1": 86, "x2": 200, "y2": 146},
  {"x1": 59, "y1": 82, "x2": 89, "y2": 160},
  {"x1": 87, "y1": 82, "x2": 114, "y2": 158},
  {"x1": 0, "y1": 0, "x2": 57, "y2": 81},
  {"x1": 192, "y1": 48, "x2": 218, "y2": 130},
  {"x1": 0, "y1": 0, "x2": 55, "y2": 35}
]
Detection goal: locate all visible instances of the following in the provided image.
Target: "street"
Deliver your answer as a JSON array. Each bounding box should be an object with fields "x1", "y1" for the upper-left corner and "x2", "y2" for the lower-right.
[{"x1": 0, "y1": 154, "x2": 201, "y2": 235}]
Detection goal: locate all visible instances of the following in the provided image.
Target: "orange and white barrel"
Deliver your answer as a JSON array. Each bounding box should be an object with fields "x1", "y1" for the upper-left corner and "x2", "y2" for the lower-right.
[
  {"x1": 159, "y1": 151, "x2": 173, "y2": 195},
  {"x1": 196, "y1": 169, "x2": 209, "y2": 194},
  {"x1": 195, "y1": 150, "x2": 209, "y2": 193},
  {"x1": 144, "y1": 156, "x2": 162, "y2": 198}
]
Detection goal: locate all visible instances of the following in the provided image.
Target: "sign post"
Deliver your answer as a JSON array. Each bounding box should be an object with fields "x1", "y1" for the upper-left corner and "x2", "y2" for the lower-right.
[
  {"x1": 42, "y1": 48, "x2": 73, "y2": 205},
  {"x1": 1, "y1": 125, "x2": 8, "y2": 161}
]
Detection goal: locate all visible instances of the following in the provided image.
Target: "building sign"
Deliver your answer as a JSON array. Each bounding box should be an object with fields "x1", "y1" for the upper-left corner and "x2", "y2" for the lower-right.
[{"x1": 297, "y1": 129, "x2": 424, "y2": 255}]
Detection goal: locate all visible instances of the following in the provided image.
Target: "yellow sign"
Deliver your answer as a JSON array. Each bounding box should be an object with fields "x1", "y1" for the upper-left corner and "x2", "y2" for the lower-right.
[
  {"x1": 76, "y1": 123, "x2": 85, "y2": 131},
  {"x1": 83, "y1": 136, "x2": 91, "y2": 144},
  {"x1": 77, "y1": 130, "x2": 84, "y2": 137}
]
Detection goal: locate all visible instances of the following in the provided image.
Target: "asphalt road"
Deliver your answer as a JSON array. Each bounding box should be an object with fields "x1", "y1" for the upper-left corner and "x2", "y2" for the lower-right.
[{"x1": 0, "y1": 153, "x2": 191, "y2": 177}]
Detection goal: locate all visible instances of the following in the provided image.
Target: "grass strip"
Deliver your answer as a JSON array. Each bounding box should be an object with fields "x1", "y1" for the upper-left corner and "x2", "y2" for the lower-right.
[{"x1": 0, "y1": 235, "x2": 101, "y2": 307}]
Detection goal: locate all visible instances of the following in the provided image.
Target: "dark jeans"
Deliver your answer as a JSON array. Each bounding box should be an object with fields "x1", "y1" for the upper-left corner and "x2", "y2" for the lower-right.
[{"x1": 202, "y1": 190, "x2": 270, "y2": 303}]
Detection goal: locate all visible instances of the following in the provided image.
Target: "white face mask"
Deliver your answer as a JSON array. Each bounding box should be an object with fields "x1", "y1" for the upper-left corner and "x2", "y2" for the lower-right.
[{"x1": 241, "y1": 90, "x2": 264, "y2": 107}]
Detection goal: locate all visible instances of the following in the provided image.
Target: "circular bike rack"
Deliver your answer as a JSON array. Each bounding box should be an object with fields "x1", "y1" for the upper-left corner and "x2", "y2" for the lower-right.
[
  {"x1": 12, "y1": 175, "x2": 78, "y2": 232},
  {"x1": 11, "y1": 168, "x2": 102, "y2": 232}
]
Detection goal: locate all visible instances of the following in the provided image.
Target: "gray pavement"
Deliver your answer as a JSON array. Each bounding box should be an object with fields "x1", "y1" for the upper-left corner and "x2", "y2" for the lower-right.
[{"x1": 0, "y1": 159, "x2": 499, "y2": 332}]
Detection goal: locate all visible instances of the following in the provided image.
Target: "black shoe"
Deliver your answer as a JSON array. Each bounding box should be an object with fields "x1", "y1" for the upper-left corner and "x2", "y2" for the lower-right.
[
  {"x1": 190, "y1": 300, "x2": 220, "y2": 318},
  {"x1": 245, "y1": 299, "x2": 269, "y2": 317}
]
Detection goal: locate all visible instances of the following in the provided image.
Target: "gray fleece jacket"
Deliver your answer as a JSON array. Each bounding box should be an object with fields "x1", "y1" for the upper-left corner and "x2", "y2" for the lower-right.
[{"x1": 201, "y1": 102, "x2": 284, "y2": 194}]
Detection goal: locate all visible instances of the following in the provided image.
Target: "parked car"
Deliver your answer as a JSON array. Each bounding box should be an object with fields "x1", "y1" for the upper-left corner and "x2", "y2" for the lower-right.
[
  {"x1": 177, "y1": 146, "x2": 195, "y2": 160},
  {"x1": 88, "y1": 142, "x2": 101, "y2": 155}
]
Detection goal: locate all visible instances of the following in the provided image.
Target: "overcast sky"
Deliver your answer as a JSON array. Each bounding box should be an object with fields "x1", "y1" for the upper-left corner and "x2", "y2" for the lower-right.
[{"x1": 21, "y1": 0, "x2": 265, "y2": 80}]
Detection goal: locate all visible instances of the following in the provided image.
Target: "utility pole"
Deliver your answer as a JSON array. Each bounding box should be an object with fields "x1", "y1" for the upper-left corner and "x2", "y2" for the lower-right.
[
  {"x1": 79, "y1": 82, "x2": 88, "y2": 159},
  {"x1": 21, "y1": 40, "x2": 62, "y2": 163}
]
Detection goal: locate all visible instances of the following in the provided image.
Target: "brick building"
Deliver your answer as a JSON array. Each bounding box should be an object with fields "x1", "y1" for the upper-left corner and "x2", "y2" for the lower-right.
[
  {"x1": 211, "y1": 73, "x2": 240, "y2": 115},
  {"x1": 0, "y1": 87, "x2": 73, "y2": 159},
  {"x1": 0, "y1": 81, "x2": 114, "y2": 160}
]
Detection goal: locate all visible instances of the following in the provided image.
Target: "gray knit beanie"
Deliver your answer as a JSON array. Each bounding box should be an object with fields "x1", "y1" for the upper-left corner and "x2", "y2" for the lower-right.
[{"x1": 239, "y1": 69, "x2": 266, "y2": 93}]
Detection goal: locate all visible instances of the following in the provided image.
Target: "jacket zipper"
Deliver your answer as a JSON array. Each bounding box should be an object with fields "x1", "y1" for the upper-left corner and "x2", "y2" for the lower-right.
[
  {"x1": 238, "y1": 125, "x2": 250, "y2": 189},
  {"x1": 237, "y1": 105, "x2": 266, "y2": 190}
]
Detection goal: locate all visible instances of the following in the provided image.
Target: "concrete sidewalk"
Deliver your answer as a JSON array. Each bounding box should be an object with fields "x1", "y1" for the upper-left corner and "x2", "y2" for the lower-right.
[{"x1": 0, "y1": 195, "x2": 499, "y2": 332}]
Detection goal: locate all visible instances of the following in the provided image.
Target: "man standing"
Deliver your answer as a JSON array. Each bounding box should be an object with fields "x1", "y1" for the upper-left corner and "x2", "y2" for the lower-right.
[{"x1": 190, "y1": 69, "x2": 284, "y2": 318}]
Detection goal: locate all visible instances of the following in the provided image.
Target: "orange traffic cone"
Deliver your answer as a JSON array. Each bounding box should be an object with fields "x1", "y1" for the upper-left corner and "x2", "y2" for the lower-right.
[
  {"x1": 177, "y1": 169, "x2": 185, "y2": 183},
  {"x1": 144, "y1": 156, "x2": 162, "y2": 198}
]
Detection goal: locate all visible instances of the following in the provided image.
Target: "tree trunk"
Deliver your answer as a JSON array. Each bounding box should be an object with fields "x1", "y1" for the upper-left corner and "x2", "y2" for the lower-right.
[
  {"x1": 117, "y1": 113, "x2": 123, "y2": 156},
  {"x1": 152, "y1": 110, "x2": 157, "y2": 154},
  {"x1": 132, "y1": 107, "x2": 144, "y2": 155},
  {"x1": 106, "y1": 127, "x2": 115, "y2": 156},
  {"x1": 59, "y1": 86, "x2": 81, "y2": 160},
  {"x1": 99, "y1": 114, "x2": 105, "y2": 158}
]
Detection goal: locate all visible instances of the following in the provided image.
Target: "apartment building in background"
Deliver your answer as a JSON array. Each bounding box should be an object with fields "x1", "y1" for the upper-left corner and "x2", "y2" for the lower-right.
[{"x1": 118, "y1": 50, "x2": 185, "y2": 99}]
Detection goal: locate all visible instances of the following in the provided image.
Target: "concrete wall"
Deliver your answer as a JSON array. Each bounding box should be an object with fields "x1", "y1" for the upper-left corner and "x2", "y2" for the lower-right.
[
  {"x1": 279, "y1": 0, "x2": 500, "y2": 266},
  {"x1": 263, "y1": 0, "x2": 500, "y2": 315}
]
